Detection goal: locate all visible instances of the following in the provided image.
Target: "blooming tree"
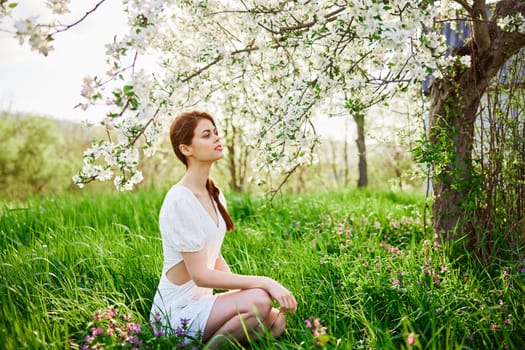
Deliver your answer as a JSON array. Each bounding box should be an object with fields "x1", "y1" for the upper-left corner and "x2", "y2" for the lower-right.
[{"x1": 2, "y1": 0, "x2": 525, "y2": 243}]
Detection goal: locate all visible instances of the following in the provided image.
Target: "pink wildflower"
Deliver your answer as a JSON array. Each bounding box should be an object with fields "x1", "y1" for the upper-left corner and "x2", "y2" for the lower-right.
[
  {"x1": 433, "y1": 275, "x2": 440, "y2": 285},
  {"x1": 305, "y1": 317, "x2": 329, "y2": 347},
  {"x1": 490, "y1": 322, "x2": 500, "y2": 330},
  {"x1": 407, "y1": 332, "x2": 416, "y2": 345},
  {"x1": 91, "y1": 327, "x2": 103, "y2": 337},
  {"x1": 390, "y1": 219, "x2": 399, "y2": 228},
  {"x1": 392, "y1": 278, "x2": 400, "y2": 286}
]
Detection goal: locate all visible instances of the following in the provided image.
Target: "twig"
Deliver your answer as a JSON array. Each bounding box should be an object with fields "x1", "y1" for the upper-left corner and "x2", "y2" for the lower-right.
[{"x1": 53, "y1": 0, "x2": 107, "y2": 34}]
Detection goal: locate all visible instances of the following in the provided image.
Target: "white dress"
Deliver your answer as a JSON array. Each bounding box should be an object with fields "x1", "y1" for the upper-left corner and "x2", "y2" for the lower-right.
[{"x1": 151, "y1": 184, "x2": 227, "y2": 338}]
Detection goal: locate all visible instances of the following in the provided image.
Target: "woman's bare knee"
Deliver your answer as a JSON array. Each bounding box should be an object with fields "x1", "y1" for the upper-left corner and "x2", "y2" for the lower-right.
[{"x1": 248, "y1": 288, "x2": 272, "y2": 318}]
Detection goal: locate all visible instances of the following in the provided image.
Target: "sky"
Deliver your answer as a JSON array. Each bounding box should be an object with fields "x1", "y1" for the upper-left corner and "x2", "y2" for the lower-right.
[
  {"x1": 0, "y1": 1, "x2": 350, "y2": 139},
  {"x1": 0, "y1": 1, "x2": 127, "y2": 122}
]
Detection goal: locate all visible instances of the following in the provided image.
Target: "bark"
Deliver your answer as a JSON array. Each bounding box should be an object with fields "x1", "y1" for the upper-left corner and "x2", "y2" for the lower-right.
[
  {"x1": 354, "y1": 113, "x2": 368, "y2": 187},
  {"x1": 429, "y1": 0, "x2": 525, "y2": 242}
]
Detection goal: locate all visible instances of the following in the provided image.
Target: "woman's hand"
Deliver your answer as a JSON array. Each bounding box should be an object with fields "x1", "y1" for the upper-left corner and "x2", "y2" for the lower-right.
[{"x1": 263, "y1": 277, "x2": 297, "y2": 314}]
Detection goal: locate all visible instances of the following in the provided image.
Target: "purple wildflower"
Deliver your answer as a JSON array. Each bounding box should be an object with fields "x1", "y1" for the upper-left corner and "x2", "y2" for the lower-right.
[
  {"x1": 153, "y1": 326, "x2": 164, "y2": 337},
  {"x1": 305, "y1": 319, "x2": 312, "y2": 328},
  {"x1": 176, "y1": 326, "x2": 187, "y2": 337}
]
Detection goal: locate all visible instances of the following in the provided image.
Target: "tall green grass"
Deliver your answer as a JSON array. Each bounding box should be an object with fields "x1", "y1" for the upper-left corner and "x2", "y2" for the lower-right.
[{"x1": 1, "y1": 188, "x2": 523, "y2": 349}]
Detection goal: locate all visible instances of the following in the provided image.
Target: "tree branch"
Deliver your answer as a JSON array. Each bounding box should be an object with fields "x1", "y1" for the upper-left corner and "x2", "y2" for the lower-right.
[
  {"x1": 53, "y1": 0, "x2": 107, "y2": 34},
  {"x1": 454, "y1": 0, "x2": 473, "y2": 14},
  {"x1": 472, "y1": 0, "x2": 490, "y2": 53}
]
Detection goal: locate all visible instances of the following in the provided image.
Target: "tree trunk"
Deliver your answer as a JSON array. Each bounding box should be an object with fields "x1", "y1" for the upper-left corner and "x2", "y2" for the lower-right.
[
  {"x1": 429, "y1": 1, "x2": 525, "y2": 243},
  {"x1": 224, "y1": 114, "x2": 246, "y2": 193},
  {"x1": 354, "y1": 113, "x2": 368, "y2": 187},
  {"x1": 429, "y1": 77, "x2": 480, "y2": 242}
]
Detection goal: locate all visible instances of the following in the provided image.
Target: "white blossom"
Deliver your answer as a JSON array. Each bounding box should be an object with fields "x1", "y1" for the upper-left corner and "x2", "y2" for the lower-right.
[
  {"x1": 497, "y1": 13, "x2": 525, "y2": 34},
  {"x1": 46, "y1": 0, "x2": 70, "y2": 15},
  {"x1": 13, "y1": 17, "x2": 55, "y2": 56}
]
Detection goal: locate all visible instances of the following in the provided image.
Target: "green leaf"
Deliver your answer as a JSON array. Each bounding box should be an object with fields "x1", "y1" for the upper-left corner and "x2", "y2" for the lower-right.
[
  {"x1": 130, "y1": 98, "x2": 138, "y2": 110},
  {"x1": 123, "y1": 85, "x2": 134, "y2": 97}
]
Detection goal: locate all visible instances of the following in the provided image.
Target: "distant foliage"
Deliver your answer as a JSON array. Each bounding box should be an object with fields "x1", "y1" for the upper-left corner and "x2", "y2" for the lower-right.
[
  {"x1": 0, "y1": 112, "x2": 80, "y2": 199},
  {"x1": 0, "y1": 112, "x2": 188, "y2": 200}
]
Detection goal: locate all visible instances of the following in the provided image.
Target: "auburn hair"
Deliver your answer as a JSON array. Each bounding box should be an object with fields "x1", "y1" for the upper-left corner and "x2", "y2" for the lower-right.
[{"x1": 169, "y1": 111, "x2": 234, "y2": 231}]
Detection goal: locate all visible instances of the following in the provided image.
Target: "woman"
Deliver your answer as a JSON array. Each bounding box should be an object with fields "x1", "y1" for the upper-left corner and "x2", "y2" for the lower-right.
[{"x1": 151, "y1": 111, "x2": 297, "y2": 348}]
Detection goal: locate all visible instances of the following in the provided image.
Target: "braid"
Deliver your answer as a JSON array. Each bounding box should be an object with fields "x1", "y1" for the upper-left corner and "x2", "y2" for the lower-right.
[{"x1": 206, "y1": 178, "x2": 234, "y2": 231}]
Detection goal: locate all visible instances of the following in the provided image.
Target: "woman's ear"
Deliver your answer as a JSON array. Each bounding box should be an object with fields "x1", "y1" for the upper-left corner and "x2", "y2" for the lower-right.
[{"x1": 179, "y1": 144, "x2": 192, "y2": 156}]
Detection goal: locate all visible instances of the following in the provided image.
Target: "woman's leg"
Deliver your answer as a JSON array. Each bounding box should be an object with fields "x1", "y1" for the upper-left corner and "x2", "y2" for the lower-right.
[
  {"x1": 267, "y1": 308, "x2": 286, "y2": 338},
  {"x1": 203, "y1": 288, "x2": 286, "y2": 347}
]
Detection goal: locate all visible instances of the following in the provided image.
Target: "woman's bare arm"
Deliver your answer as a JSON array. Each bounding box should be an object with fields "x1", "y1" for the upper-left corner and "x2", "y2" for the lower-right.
[
  {"x1": 214, "y1": 255, "x2": 231, "y2": 273},
  {"x1": 182, "y1": 250, "x2": 297, "y2": 313}
]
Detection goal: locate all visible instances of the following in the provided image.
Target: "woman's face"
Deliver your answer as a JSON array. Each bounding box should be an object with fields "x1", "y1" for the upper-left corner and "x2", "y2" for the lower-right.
[{"x1": 184, "y1": 118, "x2": 224, "y2": 164}]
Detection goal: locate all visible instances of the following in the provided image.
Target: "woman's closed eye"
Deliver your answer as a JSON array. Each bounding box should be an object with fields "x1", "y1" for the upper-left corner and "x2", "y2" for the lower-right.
[{"x1": 203, "y1": 130, "x2": 219, "y2": 139}]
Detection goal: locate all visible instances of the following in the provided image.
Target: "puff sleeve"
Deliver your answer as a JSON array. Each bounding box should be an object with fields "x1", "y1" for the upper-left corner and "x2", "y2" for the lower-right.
[{"x1": 159, "y1": 190, "x2": 206, "y2": 252}]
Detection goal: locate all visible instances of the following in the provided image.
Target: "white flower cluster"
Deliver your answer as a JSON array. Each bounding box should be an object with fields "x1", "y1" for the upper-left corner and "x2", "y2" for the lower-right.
[
  {"x1": 497, "y1": 12, "x2": 525, "y2": 34},
  {"x1": 46, "y1": 0, "x2": 70, "y2": 15},
  {"x1": 0, "y1": 1, "x2": 17, "y2": 20},
  {"x1": 14, "y1": 17, "x2": 55, "y2": 56},
  {"x1": 72, "y1": 141, "x2": 144, "y2": 191},
  {"x1": 89, "y1": 0, "x2": 449, "y2": 189}
]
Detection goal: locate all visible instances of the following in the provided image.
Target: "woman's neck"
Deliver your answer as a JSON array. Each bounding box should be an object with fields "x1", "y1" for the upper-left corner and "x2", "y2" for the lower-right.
[{"x1": 179, "y1": 162, "x2": 211, "y2": 195}]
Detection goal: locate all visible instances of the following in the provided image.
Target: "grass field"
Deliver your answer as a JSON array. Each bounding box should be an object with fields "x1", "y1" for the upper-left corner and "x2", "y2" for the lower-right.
[{"x1": 1, "y1": 188, "x2": 523, "y2": 349}]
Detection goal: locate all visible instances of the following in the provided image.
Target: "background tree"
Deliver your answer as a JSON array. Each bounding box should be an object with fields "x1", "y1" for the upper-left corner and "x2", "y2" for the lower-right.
[
  {"x1": 424, "y1": 1, "x2": 525, "y2": 248},
  {"x1": 0, "y1": 112, "x2": 86, "y2": 199},
  {"x1": 220, "y1": 95, "x2": 254, "y2": 193},
  {"x1": 353, "y1": 112, "x2": 368, "y2": 187}
]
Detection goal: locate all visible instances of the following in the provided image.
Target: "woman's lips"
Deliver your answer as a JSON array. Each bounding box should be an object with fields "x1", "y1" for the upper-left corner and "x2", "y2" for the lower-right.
[{"x1": 215, "y1": 145, "x2": 223, "y2": 151}]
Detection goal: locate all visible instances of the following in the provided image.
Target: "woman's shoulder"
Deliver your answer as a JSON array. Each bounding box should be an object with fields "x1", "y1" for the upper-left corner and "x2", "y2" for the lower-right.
[{"x1": 162, "y1": 184, "x2": 195, "y2": 205}]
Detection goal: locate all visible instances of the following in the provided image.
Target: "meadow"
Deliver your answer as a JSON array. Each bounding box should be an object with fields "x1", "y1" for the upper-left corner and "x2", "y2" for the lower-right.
[{"x1": 0, "y1": 188, "x2": 523, "y2": 349}]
